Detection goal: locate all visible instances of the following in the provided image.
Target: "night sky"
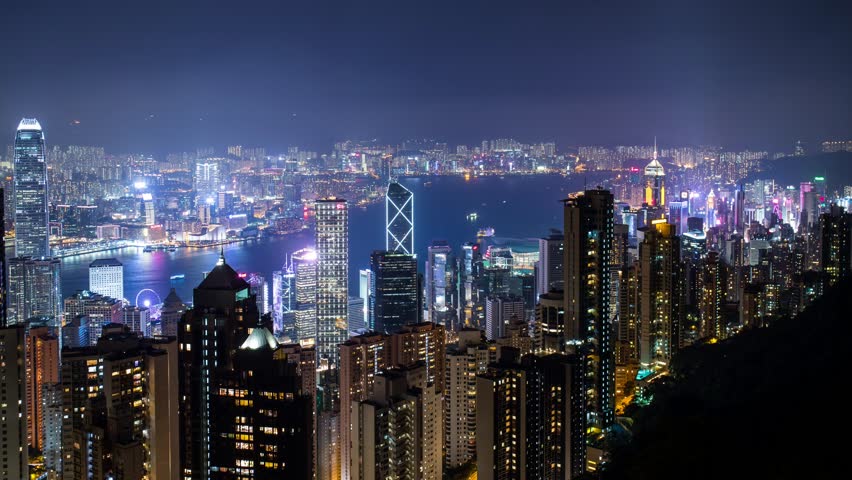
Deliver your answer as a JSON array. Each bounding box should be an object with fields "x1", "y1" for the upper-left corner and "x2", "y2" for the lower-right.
[{"x1": 1, "y1": 0, "x2": 850, "y2": 154}]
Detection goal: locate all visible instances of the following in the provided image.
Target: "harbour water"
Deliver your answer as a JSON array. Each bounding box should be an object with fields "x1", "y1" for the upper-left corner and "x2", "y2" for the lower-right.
[{"x1": 59, "y1": 174, "x2": 594, "y2": 304}]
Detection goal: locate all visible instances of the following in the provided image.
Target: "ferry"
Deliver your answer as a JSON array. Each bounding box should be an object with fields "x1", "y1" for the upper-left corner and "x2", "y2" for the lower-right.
[
  {"x1": 168, "y1": 245, "x2": 177, "y2": 252},
  {"x1": 143, "y1": 246, "x2": 155, "y2": 252},
  {"x1": 170, "y1": 274, "x2": 185, "y2": 281},
  {"x1": 466, "y1": 212, "x2": 478, "y2": 221},
  {"x1": 477, "y1": 227, "x2": 495, "y2": 238}
]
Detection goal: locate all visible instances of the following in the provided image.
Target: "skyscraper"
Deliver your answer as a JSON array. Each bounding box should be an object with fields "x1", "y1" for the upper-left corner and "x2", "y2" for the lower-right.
[
  {"x1": 160, "y1": 288, "x2": 186, "y2": 338},
  {"x1": 369, "y1": 251, "x2": 419, "y2": 334},
  {"x1": 61, "y1": 324, "x2": 179, "y2": 480},
  {"x1": 476, "y1": 353, "x2": 587, "y2": 480},
  {"x1": 13, "y1": 118, "x2": 50, "y2": 258},
  {"x1": 425, "y1": 241, "x2": 454, "y2": 327},
  {"x1": 211, "y1": 327, "x2": 316, "y2": 479},
  {"x1": 351, "y1": 363, "x2": 442, "y2": 480},
  {"x1": 699, "y1": 251, "x2": 726, "y2": 340},
  {"x1": 194, "y1": 159, "x2": 221, "y2": 204},
  {"x1": 0, "y1": 188, "x2": 6, "y2": 327},
  {"x1": 386, "y1": 181, "x2": 414, "y2": 254},
  {"x1": 563, "y1": 188, "x2": 615, "y2": 430},
  {"x1": 339, "y1": 332, "x2": 391, "y2": 480},
  {"x1": 643, "y1": 141, "x2": 666, "y2": 207},
  {"x1": 177, "y1": 253, "x2": 262, "y2": 479},
  {"x1": 316, "y1": 197, "x2": 349, "y2": 370},
  {"x1": 537, "y1": 229, "x2": 564, "y2": 298},
  {"x1": 0, "y1": 325, "x2": 28, "y2": 480},
  {"x1": 484, "y1": 294, "x2": 525, "y2": 341},
  {"x1": 25, "y1": 320, "x2": 59, "y2": 456},
  {"x1": 819, "y1": 204, "x2": 852, "y2": 290},
  {"x1": 638, "y1": 221, "x2": 685, "y2": 367},
  {"x1": 293, "y1": 247, "x2": 318, "y2": 344},
  {"x1": 7, "y1": 257, "x2": 62, "y2": 325},
  {"x1": 88, "y1": 258, "x2": 124, "y2": 301},
  {"x1": 444, "y1": 329, "x2": 495, "y2": 470}
]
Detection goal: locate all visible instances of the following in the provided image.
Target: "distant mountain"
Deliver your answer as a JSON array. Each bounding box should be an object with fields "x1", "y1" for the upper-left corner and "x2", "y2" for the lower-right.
[
  {"x1": 602, "y1": 278, "x2": 849, "y2": 480},
  {"x1": 747, "y1": 151, "x2": 852, "y2": 188}
]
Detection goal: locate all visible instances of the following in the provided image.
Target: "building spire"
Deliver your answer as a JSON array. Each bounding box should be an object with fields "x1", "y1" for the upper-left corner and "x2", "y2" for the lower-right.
[
  {"x1": 217, "y1": 247, "x2": 225, "y2": 266},
  {"x1": 653, "y1": 136, "x2": 658, "y2": 161}
]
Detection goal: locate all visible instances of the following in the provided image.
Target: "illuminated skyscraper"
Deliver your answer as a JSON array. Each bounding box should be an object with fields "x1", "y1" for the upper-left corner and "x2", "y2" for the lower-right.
[
  {"x1": 351, "y1": 363, "x2": 442, "y2": 480},
  {"x1": 339, "y1": 332, "x2": 391, "y2": 480},
  {"x1": 293, "y1": 247, "x2": 318, "y2": 344},
  {"x1": 476, "y1": 353, "x2": 586, "y2": 480},
  {"x1": 426, "y1": 241, "x2": 454, "y2": 327},
  {"x1": 7, "y1": 257, "x2": 62, "y2": 325},
  {"x1": 159, "y1": 288, "x2": 186, "y2": 338},
  {"x1": 484, "y1": 294, "x2": 525, "y2": 341},
  {"x1": 0, "y1": 325, "x2": 28, "y2": 480},
  {"x1": 699, "y1": 251, "x2": 726, "y2": 339},
  {"x1": 537, "y1": 229, "x2": 564, "y2": 298},
  {"x1": 444, "y1": 330, "x2": 495, "y2": 470},
  {"x1": 88, "y1": 258, "x2": 124, "y2": 301},
  {"x1": 316, "y1": 197, "x2": 349, "y2": 370},
  {"x1": 563, "y1": 188, "x2": 615, "y2": 429},
  {"x1": 13, "y1": 118, "x2": 50, "y2": 258},
  {"x1": 643, "y1": 140, "x2": 666, "y2": 207},
  {"x1": 0, "y1": 189, "x2": 6, "y2": 327},
  {"x1": 25, "y1": 320, "x2": 59, "y2": 455},
  {"x1": 210, "y1": 327, "x2": 315, "y2": 479},
  {"x1": 177, "y1": 253, "x2": 261, "y2": 479},
  {"x1": 819, "y1": 204, "x2": 852, "y2": 290},
  {"x1": 386, "y1": 181, "x2": 414, "y2": 254},
  {"x1": 369, "y1": 251, "x2": 419, "y2": 334},
  {"x1": 62, "y1": 324, "x2": 179, "y2": 480},
  {"x1": 194, "y1": 159, "x2": 221, "y2": 204},
  {"x1": 638, "y1": 221, "x2": 685, "y2": 367}
]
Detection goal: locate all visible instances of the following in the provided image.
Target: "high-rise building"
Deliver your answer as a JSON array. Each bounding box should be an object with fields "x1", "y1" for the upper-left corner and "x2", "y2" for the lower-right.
[
  {"x1": 699, "y1": 251, "x2": 726, "y2": 339},
  {"x1": 160, "y1": 288, "x2": 186, "y2": 338},
  {"x1": 194, "y1": 159, "x2": 221, "y2": 204},
  {"x1": 246, "y1": 272, "x2": 269, "y2": 316},
  {"x1": 272, "y1": 263, "x2": 296, "y2": 338},
  {"x1": 7, "y1": 256, "x2": 62, "y2": 325},
  {"x1": 339, "y1": 332, "x2": 391, "y2": 480},
  {"x1": 351, "y1": 363, "x2": 442, "y2": 480},
  {"x1": 61, "y1": 315, "x2": 90, "y2": 348},
  {"x1": 638, "y1": 221, "x2": 685, "y2": 367},
  {"x1": 476, "y1": 353, "x2": 587, "y2": 480},
  {"x1": 61, "y1": 324, "x2": 179, "y2": 480},
  {"x1": 643, "y1": 141, "x2": 666, "y2": 207},
  {"x1": 391, "y1": 322, "x2": 446, "y2": 392},
  {"x1": 0, "y1": 188, "x2": 6, "y2": 327},
  {"x1": 819, "y1": 204, "x2": 852, "y2": 290},
  {"x1": 13, "y1": 118, "x2": 50, "y2": 258},
  {"x1": 63, "y1": 290, "x2": 122, "y2": 345},
  {"x1": 88, "y1": 258, "x2": 124, "y2": 301},
  {"x1": 121, "y1": 305, "x2": 151, "y2": 336},
  {"x1": 0, "y1": 325, "x2": 28, "y2": 480},
  {"x1": 348, "y1": 296, "x2": 366, "y2": 334},
  {"x1": 563, "y1": 188, "x2": 615, "y2": 429},
  {"x1": 369, "y1": 251, "x2": 419, "y2": 334},
  {"x1": 537, "y1": 229, "x2": 564, "y2": 297},
  {"x1": 386, "y1": 181, "x2": 414, "y2": 254},
  {"x1": 484, "y1": 294, "x2": 525, "y2": 341},
  {"x1": 25, "y1": 320, "x2": 59, "y2": 456},
  {"x1": 536, "y1": 290, "x2": 565, "y2": 353},
  {"x1": 316, "y1": 197, "x2": 349, "y2": 370},
  {"x1": 425, "y1": 241, "x2": 454, "y2": 327},
  {"x1": 293, "y1": 247, "x2": 318, "y2": 344},
  {"x1": 444, "y1": 329, "x2": 496, "y2": 470},
  {"x1": 178, "y1": 253, "x2": 266, "y2": 479},
  {"x1": 210, "y1": 327, "x2": 316, "y2": 479},
  {"x1": 142, "y1": 192, "x2": 156, "y2": 225}
]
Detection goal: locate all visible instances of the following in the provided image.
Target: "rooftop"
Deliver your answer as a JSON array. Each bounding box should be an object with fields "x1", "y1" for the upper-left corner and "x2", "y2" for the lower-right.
[{"x1": 17, "y1": 118, "x2": 42, "y2": 131}]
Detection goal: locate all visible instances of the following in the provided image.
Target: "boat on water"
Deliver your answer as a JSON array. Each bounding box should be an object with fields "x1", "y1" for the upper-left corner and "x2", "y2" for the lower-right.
[
  {"x1": 143, "y1": 246, "x2": 154, "y2": 252},
  {"x1": 170, "y1": 274, "x2": 185, "y2": 281},
  {"x1": 168, "y1": 245, "x2": 177, "y2": 252},
  {"x1": 477, "y1": 227, "x2": 495, "y2": 238},
  {"x1": 466, "y1": 212, "x2": 478, "y2": 221}
]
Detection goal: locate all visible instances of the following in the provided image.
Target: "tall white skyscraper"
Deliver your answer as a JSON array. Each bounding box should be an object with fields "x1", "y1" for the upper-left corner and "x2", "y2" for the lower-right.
[
  {"x1": 194, "y1": 159, "x2": 221, "y2": 203},
  {"x1": 293, "y1": 247, "x2": 318, "y2": 344},
  {"x1": 425, "y1": 241, "x2": 452, "y2": 326},
  {"x1": 315, "y1": 197, "x2": 349, "y2": 370},
  {"x1": 386, "y1": 181, "x2": 414, "y2": 254},
  {"x1": 13, "y1": 118, "x2": 49, "y2": 258},
  {"x1": 484, "y1": 295, "x2": 526, "y2": 341},
  {"x1": 89, "y1": 258, "x2": 124, "y2": 301}
]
